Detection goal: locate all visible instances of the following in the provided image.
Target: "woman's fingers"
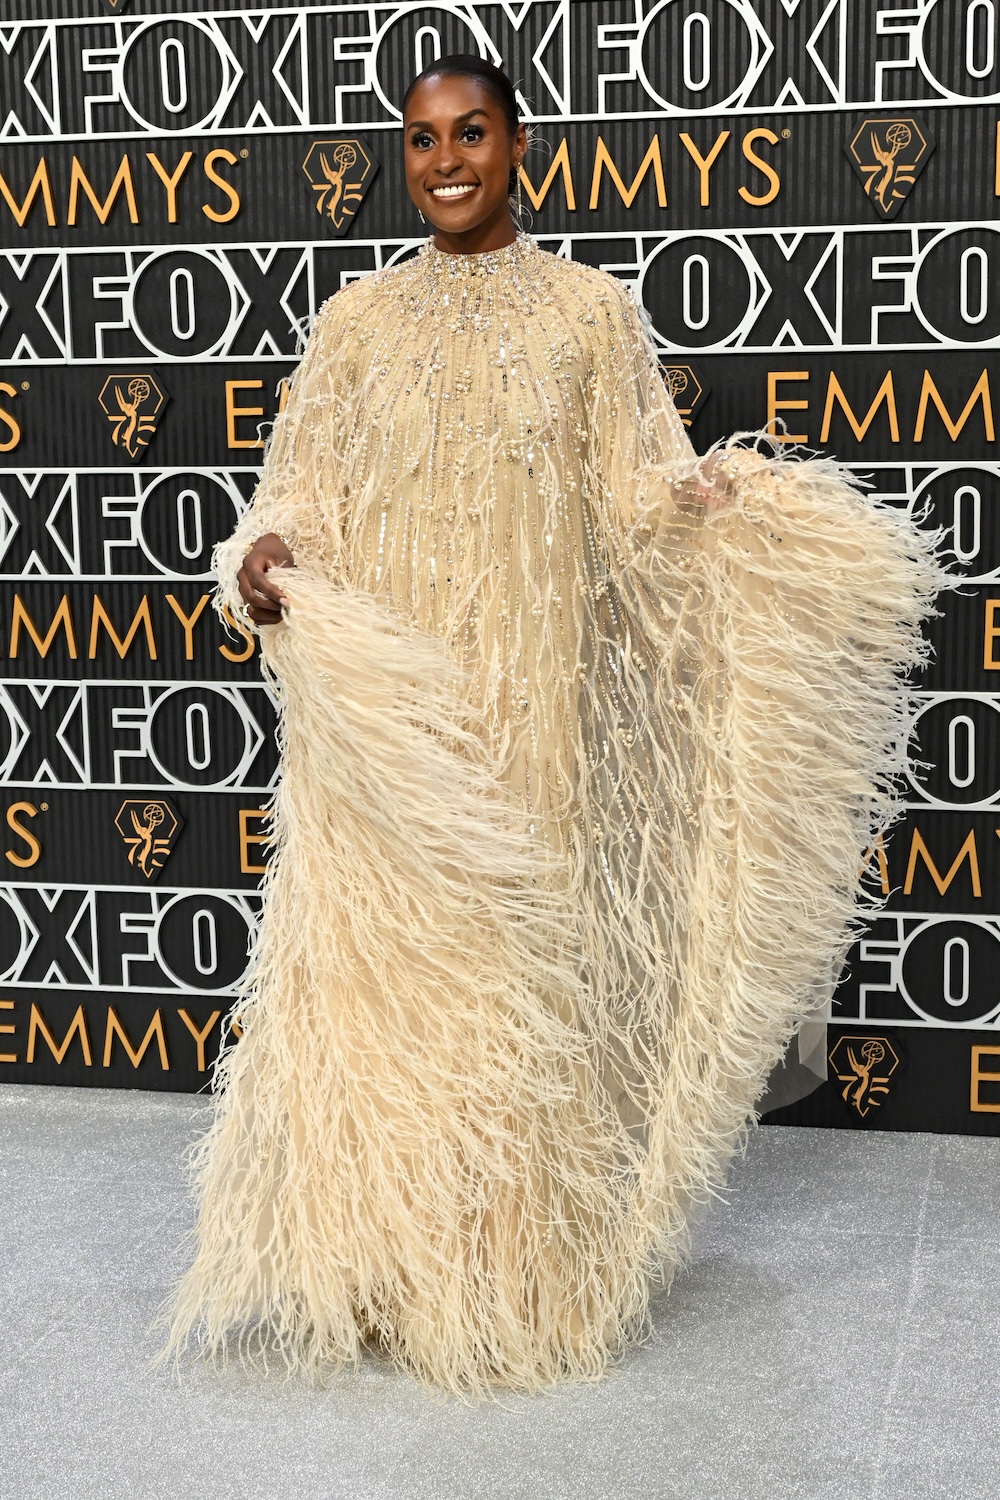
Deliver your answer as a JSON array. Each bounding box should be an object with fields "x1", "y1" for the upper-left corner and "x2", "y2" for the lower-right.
[
  {"x1": 245, "y1": 553, "x2": 288, "y2": 603},
  {"x1": 235, "y1": 535, "x2": 295, "y2": 626},
  {"x1": 695, "y1": 452, "x2": 740, "y2": 512},
  {"x1": 236, "y1": 561, "x2": 285, "y2": 627},
  {"x1": 237, "y1": 564, "x2": 271, "y2": 604},
  {"x1": 244, "y1": 601, "x2": 284, "y2": 625}
]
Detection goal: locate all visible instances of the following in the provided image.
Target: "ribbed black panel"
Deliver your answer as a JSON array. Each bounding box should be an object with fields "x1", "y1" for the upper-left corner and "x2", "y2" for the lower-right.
[{"x1": 1, "y1": 2, "x2": 996, "y2": 1127}]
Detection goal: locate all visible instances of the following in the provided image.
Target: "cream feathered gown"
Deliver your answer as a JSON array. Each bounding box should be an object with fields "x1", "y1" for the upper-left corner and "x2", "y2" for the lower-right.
[{"x1": 165, "y1": 233, "x2": 941, "y2": 1392}]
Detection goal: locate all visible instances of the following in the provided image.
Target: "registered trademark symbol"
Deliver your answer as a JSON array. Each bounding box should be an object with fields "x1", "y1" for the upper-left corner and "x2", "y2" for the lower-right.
[
  {"x1": 40, "y1": 803, "x2": 48, "y2": 812},
  {"x1": 20, "y1": 381, "x2": 29, "y2": 390},
  {"x1": 240, "y1": 148, "x2": 249, "y2": 159},
  {"x1": 781, "y1": 129, "x2": 791, "y2": 139}
]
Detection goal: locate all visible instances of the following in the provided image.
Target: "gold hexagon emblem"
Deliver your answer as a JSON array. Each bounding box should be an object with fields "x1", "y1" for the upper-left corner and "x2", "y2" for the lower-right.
[
  {"x1": 99, "y1": 374, "x2": 167, "y2": 460},
  {"x1": 301, "y1": 137, "x2": 378, "y2": 232},
  {"x1": 115, "y1": 798, "x2": 183, "y2": 881},
  {"x1": 829, "y1": 1033, "x2": 901, "y2": 1118},
  {"x1": 660, "y1": 364, "x2": 708, "y2": 428},
  {"x1": 846, "y1": 117, "x2": 934, "y2": 219}
]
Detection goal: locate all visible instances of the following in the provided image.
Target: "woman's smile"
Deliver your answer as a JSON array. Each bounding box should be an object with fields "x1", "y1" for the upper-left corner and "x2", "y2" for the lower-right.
[{"x1": 427, "y1": 183, "x2": 480, "y2": 200}]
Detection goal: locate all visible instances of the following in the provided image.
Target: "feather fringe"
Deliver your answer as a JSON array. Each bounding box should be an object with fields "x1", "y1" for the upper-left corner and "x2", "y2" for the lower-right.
[{"x1": 163, "y1": 576, "x2": 648, "y2": 1393}]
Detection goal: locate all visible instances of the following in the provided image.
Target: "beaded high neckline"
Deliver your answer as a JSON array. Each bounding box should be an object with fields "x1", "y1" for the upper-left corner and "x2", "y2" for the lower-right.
[{"x1": 420, "y1": 231, "x2": 534, "y2": 277}]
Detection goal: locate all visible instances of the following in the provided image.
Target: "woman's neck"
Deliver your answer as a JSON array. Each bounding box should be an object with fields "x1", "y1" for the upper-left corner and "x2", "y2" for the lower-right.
[{"x1": 431, "y1": 209, "x2": 518, "y2": 257}]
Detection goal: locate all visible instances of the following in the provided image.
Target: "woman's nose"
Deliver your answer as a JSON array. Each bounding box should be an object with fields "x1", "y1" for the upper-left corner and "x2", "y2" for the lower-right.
[{"x1": 435, "y1": 141, "x2": 462, "y2": 174}]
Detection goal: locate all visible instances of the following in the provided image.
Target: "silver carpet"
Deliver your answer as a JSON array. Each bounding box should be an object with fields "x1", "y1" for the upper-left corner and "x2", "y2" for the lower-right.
[{"x1": 1, "y1": 1083, "x2": 996, "y2": 1500}]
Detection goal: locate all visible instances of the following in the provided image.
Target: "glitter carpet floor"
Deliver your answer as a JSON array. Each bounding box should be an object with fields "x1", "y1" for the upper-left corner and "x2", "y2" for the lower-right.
[{"x1": 2, "y1": 1083, "x2": 996, "y2": 1500}]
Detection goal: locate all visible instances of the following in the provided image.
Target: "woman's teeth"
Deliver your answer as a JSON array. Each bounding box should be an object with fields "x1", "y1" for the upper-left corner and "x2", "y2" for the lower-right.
[{"x1": 430, "y1": 185, "x2": 477, "y2": 198}]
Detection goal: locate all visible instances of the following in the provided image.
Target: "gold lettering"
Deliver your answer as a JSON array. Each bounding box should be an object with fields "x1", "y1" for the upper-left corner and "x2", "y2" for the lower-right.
[
  {"x1": 103, "y1": 1007, "x2": 169, "y2": 1070},
  {"x1": 219, "y1": 605, "x2": 255, "y2": 663},
  {"x1": 820, "y1": 371, "x2": 900, "y2": 444},
  {"x1": 984, "y1": 600, "x2": 1000, "y2": 670},
  {"x1": 0, "y1": 996, "x2": 16, "y2": 1068},
  {"x1": 89, "y1": 595, "x2": 157, "y2": 660},
  {"x1": 766, "y1": 370, "x2": 810, "y2": 444},
  {"x1": 145, "y1": 151, "x2": 194, "y2": 223},
  {"x1": 0, "y1": 1000, "x2": 16, "y2": 1064},
  {"x1": 5, "y1": 802, "x2": 40, "y2": 868},
  {"x1": 27, "y1": 1004, "x2": 92, "y2": 1067},
  {"x1": 165, "y1": 592, "x2": 211, "y2": 660},
  {"x1": 0, "y1": 158, "x2": 57, "y2": 227},
  {"x1": 225, "y1": 379, "x2": 265, "y2": 449},
  {"x1": 970, "y1": 1044, "x2": 1000, "y2": 1113},
  {"x1": 589, "y1": 135, "x2": 667, "y2": 210},
  {"x1": 914, "y1": 369, "x2": 995, "y2": 443},
  {"x1": 178, "y1": 1008, "x2": 222, "y2": 1072},
  {"x1": 67, "y1": 155, "x2": 139, "y2": 226},
  {"x1": 0, "y1": 382, "x2": 21, "y2": 453},
  {"x1": 678, "y1": 131, "x2": 730, "y2": 208},
  {"x1": 9, "y1": 595, "x2": 77, "y2": 659},
  {"x1": 239, "y1": 807, "x2": 270, "y2": 874},
  {"x1": 202, "y1": 149, "x2": 241, "y2": 223},
  {"x1": 903, "y1": 828, "x2": 981, "y2": 898},
  {"x1": 738, "y1": 128, "x2": 781, "y2": 206},
  {"x1": 519, "y1": 138, "x2": 576, "y2": 212}
]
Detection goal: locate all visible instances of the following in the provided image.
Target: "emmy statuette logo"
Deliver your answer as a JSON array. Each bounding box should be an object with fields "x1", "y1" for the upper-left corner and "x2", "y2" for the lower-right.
[
  {"x1": 98, "y1": 374, "x2": 168, "y2": 461},
  {"x1": 301, "y1": 139, "x2": 378, "y2": 233},
  {"x1": 660, "y1": 365, "x2": 708, "y2": 428},
  {"x1": 115, "y1": 799, "x2": 183, "y2": 881},
  {"x1": 829, "y1": 1034, "x2": 901, "y2": 1118},
  {"x1": 846, "y1": 118, "x2": 934, "y2": 219}
]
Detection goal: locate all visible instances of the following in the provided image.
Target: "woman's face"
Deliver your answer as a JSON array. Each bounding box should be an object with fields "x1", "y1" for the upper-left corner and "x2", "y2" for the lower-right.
[{"x1": 403, "y1": 73, "x2": 526, "y2": 251}]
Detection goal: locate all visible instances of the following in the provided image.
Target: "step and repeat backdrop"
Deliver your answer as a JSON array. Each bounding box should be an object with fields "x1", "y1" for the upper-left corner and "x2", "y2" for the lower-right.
[{"x1": 0, "y1": 0, "x2": 997, "y2": 1133}]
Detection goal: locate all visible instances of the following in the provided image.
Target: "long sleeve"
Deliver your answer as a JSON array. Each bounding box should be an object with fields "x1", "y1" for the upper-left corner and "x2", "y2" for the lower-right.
[
  {"x1": 212, "y1": 293, "x2": 355, "y2": 620},
  {"x1": 585, "y1": 275, "x2": 948, "y2": 1119}
]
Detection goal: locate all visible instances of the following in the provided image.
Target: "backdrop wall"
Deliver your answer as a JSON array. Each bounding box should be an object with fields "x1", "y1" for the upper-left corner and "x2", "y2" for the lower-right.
[{"x1": 0, "y1": 0, "x2": 997, "y2": 1134}]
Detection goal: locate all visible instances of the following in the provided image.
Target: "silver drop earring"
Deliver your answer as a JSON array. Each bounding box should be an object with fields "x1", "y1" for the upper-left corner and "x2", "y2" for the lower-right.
[
  {"x1": 418, "y1": 208, "x2": 425, "y2": 224},
  {"x1": 516, "y1": 170, "x2": 523, "y2": 225}
]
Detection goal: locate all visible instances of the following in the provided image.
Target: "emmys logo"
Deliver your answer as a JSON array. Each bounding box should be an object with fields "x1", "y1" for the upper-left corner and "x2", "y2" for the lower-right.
[
  {"x1": 660, "y1": 365, "x2": 708, "y2": 428},
  {"x1": 98, "y1": 374, "x2": 167, "y2": 460},
  {"x1": 301, "y1": 138, "x2": 377, "y2": 233},
  {"x1": 846, "y1": 118, "x2": 933, "y2": 219},
  {"x1": 830, "y1": 1034, "x2": 901, "y2": 1118},
  {"x1": 115, "y1": 799, "x2": 183, "y2": 881}
]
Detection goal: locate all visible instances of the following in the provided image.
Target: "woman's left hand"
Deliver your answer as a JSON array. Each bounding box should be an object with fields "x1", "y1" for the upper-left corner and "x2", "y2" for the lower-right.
[{"x1": 694, "y1": 452, "x2": 738, "y2": 513}]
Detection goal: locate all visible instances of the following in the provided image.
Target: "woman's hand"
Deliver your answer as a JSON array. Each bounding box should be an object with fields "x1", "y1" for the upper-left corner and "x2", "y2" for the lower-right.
[
  {"x1": 237, "y1": 533, "x2": 295, "y2": 626},
  {"x1": 692, "y1": 452, "x2": 737, "y2": 513}
]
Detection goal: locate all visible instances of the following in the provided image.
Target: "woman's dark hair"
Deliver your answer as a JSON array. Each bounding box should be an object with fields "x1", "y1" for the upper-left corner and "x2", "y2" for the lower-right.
[{"x1": 402, "y1": 54, "x2": 520, "y2": 140}]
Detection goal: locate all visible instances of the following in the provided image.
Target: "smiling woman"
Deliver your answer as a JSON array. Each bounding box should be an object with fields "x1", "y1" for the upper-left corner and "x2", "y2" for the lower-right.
[
  {"x1": 401, "y1": 58, "x2": 527, "y2": 255},
  {"x1": 165, "y1": 57, "x2": 945, "y2": 1395}
]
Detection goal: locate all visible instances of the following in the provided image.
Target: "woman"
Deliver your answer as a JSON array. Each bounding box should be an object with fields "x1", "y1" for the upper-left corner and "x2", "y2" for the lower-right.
[{"x1": 166, "y1": 57, "x2": 941, "y2": 1393}]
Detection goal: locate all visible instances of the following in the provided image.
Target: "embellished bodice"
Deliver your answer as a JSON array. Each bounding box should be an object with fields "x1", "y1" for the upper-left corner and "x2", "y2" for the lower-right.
[
  {"x1": 218, "y1": 233, "x2": 694, "y2": 827},
  {"x1": 338, "y1": 236, "x2": 592, "y2": 635},
  {"x1": 330, "y1": 234, "x2": 636, "y2": 631}
]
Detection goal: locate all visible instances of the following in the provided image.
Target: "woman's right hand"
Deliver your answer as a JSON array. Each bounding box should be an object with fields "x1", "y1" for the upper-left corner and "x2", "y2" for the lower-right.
[{"x1": 237, "y1": 533, "x2": 295, "y2": 626}]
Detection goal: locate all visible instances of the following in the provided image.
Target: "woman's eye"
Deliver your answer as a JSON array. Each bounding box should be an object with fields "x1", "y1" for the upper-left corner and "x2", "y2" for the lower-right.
[
  {"x1": 460, "y1": 125, "x2": 484, "y2": 142},
  {"x1": 410, "y1": 133, "x2": 433, "y2": 149}
]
